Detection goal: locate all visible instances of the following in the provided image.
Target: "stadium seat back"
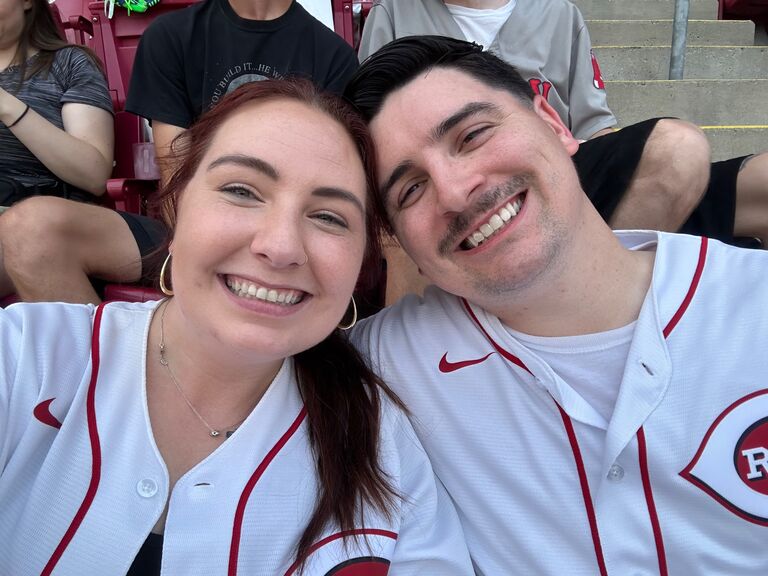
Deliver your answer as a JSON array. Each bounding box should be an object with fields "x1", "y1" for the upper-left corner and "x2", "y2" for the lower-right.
[
  {"x1": 332, "y1": 0, "x2": 372, "y2": 49},
  {"x1": 719, "y1": 0, "x2": 768, "y2": 24}
]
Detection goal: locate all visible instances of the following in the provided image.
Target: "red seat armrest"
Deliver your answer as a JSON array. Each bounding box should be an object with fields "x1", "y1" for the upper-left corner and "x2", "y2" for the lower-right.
[{"x1": 106, "y1": 178, "x2": 157, "y2": 214}]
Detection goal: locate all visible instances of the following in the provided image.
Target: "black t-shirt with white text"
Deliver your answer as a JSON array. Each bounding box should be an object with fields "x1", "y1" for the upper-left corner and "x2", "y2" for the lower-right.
[{"x1": 126, "y1": 0, "x2": 358, "y2": 128}]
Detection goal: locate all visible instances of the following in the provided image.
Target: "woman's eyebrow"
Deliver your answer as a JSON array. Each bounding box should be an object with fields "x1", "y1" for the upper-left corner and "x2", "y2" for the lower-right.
[
  {"x1": 207, "y1": 154, "x2": 279, "y2": 180},
  {"x1": 313, "y1": 187, "x2": 365, "y2": 214}
]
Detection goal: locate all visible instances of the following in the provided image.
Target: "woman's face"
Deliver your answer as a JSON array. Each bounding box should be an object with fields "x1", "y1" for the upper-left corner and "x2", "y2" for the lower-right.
[
  {"x1": 169, "y1": 98, "x2": 368, "y2": 363},
  {"x1": 0, "y1": 0, "x2": 31, "y2": 52}
]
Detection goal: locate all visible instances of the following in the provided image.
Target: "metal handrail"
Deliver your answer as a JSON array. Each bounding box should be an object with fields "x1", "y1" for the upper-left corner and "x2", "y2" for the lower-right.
[{"x1": 669, "y1": 0, "x2": 691, "y2": 79}]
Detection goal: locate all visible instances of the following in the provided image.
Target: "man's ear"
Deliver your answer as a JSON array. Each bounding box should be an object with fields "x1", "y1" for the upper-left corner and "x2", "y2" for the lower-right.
[{"x1": 532, "y1": 95, "x2": 580, "y2": 157}]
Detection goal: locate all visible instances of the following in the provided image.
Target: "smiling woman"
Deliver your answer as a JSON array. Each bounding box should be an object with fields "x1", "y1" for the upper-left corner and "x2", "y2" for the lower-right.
[{"x1": 0, "y1": 79, "x2": 473, "y2": 575}]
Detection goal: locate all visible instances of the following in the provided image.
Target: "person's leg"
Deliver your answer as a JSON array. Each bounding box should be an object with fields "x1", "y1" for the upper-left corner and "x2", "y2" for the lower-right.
[
  {"x1": 609, "y1": 119, "x2": 710, "y2": 231},
  {"x1": 733, "y1": 152, "x2": 768, "y2": 244},
  {"x1": 0, "y1": 246, "x2": 15, "y2": 298},
  {"x1": 0, "y1": 197, "x2": 145, "y2": 303}
]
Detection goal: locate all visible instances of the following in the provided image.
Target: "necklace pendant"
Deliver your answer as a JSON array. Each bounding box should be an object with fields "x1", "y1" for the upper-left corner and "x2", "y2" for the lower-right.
[{"x1": 210, "y1": 430, "x2": 220, "y2": 437}]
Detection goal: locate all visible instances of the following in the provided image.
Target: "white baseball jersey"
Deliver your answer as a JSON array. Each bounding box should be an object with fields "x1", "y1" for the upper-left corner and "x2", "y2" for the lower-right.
[
  {"x1": 358, "y1": 0, "x2": 616, "y2": 140},
  {"x1": 353, "y1": 231, "x2": 768, "y2": 575},
  {"x1": 0, "y1": 300, "x2": 473, "y2": 575}
]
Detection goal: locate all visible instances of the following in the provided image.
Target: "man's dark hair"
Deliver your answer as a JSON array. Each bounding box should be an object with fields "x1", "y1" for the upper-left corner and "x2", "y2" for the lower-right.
[{"x1": 344, "y1": 35, "x2": 535, "y2": 121}]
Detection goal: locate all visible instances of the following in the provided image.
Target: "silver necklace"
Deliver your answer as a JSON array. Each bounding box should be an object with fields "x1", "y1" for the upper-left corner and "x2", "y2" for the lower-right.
[{"x1": 158, "y1": 301, "x2": 246, "y2": 438}]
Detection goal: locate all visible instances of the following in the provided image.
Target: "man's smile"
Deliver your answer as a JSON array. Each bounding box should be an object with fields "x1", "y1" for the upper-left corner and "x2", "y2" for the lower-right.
[{"x1": 461, "y1": 194, "x2": 525, "y2": 250}]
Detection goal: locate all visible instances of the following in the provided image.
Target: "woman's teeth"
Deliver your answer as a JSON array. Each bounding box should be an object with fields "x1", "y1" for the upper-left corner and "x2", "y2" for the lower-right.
[
  {"x1": 225, "y1": 277, "x2": 303, "y2": 305},
  {"x1": 462, "y1": 195, "x2": 524, "y2": 250}
]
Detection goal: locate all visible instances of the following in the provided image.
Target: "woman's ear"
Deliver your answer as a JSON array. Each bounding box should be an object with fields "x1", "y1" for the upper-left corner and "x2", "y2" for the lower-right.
[{"x1": 532, "y1": 95, "x2": 580, "y2": 157}]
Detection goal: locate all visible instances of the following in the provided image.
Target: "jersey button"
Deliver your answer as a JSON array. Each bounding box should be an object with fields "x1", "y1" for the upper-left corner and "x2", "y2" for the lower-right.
[
  {"x1": 607, "y1": 464, "x2": 625, "y2": 482},
  {"x1": 137, "y1": 478, "x2": 159, "y2": 498}
]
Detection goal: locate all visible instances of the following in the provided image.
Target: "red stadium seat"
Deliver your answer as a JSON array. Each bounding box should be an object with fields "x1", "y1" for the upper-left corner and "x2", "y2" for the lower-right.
[
  {"x1": 85, "y1": 1, "x2": 204, "y2": 302},
  {"x1": 332, "y1": 0, "x2": 373, "y2": 49},
  {"x1": 719, "y1": 0, "x2": 768, "y2": 28},
  {"x1": 88, "y1": 0, "x2": 196, "y2": 205},
  {"x1": 52, "y1": 0, "x2": 94, "y2": 45}
]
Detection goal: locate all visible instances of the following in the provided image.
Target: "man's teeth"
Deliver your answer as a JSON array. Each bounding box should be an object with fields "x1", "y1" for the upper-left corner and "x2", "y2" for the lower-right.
[
  {"x1": 463, "y1": 196, "x2": 524, "y2": 249},
  {"x1": 225, "y1": 277, "x2": 303, "y2": 305}
]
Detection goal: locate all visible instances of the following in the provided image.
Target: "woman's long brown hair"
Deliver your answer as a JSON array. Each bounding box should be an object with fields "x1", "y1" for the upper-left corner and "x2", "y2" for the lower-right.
[
  {"x1": 12, "y1": 0, "x2": 101, "y2": 91},
  {"x1": 154, "y1": 78, "x2": 403, "y2": 569}
]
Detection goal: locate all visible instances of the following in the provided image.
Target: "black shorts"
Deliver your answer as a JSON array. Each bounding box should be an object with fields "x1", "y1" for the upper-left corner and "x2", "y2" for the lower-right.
[
  {"x1": 116, "y1": 211, "x2": 168, "y2": 282},
  {"x1": 573, "y1": 118, "x2": 662, "y2": 222},
  {"x1": 679, "y1": 156, "x2": 745, "y2": 243},
  {"x1": 573, "y1": 117, "x2": 739, "y2": 242}
]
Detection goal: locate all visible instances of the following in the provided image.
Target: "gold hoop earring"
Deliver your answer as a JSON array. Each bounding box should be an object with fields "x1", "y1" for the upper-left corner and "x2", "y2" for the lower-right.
[
  {"x1": 160, "y1": 253, "x2": 174, "y2": 296},
  {"x1": 337, "y1": 296, "x2": 358, "y2": 331}
]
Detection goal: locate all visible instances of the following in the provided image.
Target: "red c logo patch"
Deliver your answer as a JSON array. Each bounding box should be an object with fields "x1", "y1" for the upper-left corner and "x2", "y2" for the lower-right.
[
  {"x1": 590, "y1": 50, "x2": 605, "y2": 90},
  {"x1": 325, "y1": 557, "x2": 390, "y2": 575},
  {"x1": 734, "y1": 417, "x2": 768, "y2": 495},
  {"x1": 681, "y1": 389, "x2": 768, "y2": 525}
]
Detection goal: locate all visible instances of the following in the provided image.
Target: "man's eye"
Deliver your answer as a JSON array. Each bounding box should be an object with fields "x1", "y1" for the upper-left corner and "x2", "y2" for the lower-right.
[
  {"x1": 461, "y1": 126, "x2": 491, "y2": 148},
  {"x1": 397, "y1": 181, "x2": 424, "y2": 209}
]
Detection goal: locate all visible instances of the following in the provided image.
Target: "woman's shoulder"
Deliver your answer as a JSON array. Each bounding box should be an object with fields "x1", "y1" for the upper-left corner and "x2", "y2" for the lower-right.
[
  {"x1": 1, "y1": 300, "x2": 158, "y2": 339},
  {"x1": 51, "y1": 45, "x2": 95, "y2": 67},
  {"x1": 1, "y1": 301, "x2": 97, "y2": 333},
  {"x1": 48, "y1": 45, "x2": 104, "y2": 82}
]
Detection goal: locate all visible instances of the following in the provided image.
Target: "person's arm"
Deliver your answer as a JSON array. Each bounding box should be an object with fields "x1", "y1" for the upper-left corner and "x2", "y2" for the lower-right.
[
  {"x1": 0, "y1": 88, "x2": 113, "y2": 196},
  {"x1": 151, "y1": 120, "x2": 185, "y2": 183},
  {"x1": 126, "y1": 14, "x2": 193, "y2": 184},
  {"x1": 357, "y1": 2, "x2": 396, "y2": 62},
  {"x1": 385, "y1": 407, "x2": 474, "y2": 573},
  {"x1": 566, "y1": 7, "x2": 617, "y2": 140}
]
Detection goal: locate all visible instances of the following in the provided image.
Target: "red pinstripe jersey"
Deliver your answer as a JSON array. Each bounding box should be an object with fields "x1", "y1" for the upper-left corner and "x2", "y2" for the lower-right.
[
  {"x1": 0, "y1": 301, "x2": 472, "y2": 575},
  {"x1": 353, "y1": 231, "x2": 768, "y2": 575}
]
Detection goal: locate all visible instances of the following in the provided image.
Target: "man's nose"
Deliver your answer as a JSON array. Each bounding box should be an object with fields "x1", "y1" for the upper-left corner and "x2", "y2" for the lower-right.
[{"x1": 430, "y1": 157, "x2": 486, "y2": 216}]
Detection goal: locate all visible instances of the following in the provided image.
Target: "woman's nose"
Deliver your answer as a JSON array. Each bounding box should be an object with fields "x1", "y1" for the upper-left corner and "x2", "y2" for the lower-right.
[{"x1": 249, "y1": 210, "x2": 308, "y2": 269}]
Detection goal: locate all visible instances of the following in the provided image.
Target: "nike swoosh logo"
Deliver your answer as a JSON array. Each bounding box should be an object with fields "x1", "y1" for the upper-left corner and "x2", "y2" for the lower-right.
[
  {"x1": 439, "y1": 352, "x2": 495, "y2": 373},
  {"x1": 33, "y1": 398, "x2": 62, "y2": 429}
]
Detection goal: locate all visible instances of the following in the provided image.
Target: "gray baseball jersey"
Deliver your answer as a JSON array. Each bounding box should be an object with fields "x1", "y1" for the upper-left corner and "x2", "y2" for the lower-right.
[{"x1": 359, "y1": 0, "x2": 616, "y2": 140}]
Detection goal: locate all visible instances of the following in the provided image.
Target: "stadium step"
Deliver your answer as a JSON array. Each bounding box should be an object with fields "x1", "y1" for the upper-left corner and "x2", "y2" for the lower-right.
[
  {"x1": 703, "y1": 126, "x2": 768, "y2": 160},
  {"x1": 573, "y1": 0, "x2": 766, "y2": 162},
  {"x1": 587, "y1": 19, "x2": 754, "y2": 46},
  {"x1": 606, "y1": 79, "x2": 768, "y2": 126},
  {"x1": 593, "y1": 45, "x2": 768, "y2": 80},
  {"x1": 575, "y1": 0, "x2": 718, "y2": 20}
]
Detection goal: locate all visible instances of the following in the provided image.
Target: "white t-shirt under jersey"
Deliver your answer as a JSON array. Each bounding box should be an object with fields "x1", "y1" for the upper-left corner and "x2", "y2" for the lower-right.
[
  {"x1": 444, "y1": 0, "x2": 517, "y2": 50},
  {"x1": 506, "y1": 321, "x2": 637, "y2": 424}
]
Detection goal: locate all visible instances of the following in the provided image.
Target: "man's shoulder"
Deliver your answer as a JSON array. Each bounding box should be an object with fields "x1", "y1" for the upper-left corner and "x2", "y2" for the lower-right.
[
  {"x1": 650, "y1": 232, "x2": 768, "y2": 307},
  {"x1": 353, "y1": 286, "x2": 468, "y2": 345}
]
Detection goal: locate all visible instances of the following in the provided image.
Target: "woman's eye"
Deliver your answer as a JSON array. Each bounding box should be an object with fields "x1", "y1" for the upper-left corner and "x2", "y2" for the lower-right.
[
  {"x1": 221, "y1": 185, "x2": 259, "y2": 200},
  {"x1": 313, "y1": 211, "x2": 348, "y2": 229}
]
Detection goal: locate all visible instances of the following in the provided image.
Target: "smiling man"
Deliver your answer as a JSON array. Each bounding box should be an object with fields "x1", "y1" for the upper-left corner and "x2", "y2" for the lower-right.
[{"x1": 347, "y1": 36, "x2": 768, "y2": 575}]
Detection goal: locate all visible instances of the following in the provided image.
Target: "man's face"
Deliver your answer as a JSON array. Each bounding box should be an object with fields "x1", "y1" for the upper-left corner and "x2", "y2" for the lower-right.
[{"x1": 370, "y1": 67, "x2": 583, "y2": 311}]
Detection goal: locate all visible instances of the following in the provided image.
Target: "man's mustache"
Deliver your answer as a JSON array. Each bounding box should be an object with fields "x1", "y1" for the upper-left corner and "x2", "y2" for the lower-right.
[{"x1": 438, "y1": 174, "x2": 531, "y2": 255}]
